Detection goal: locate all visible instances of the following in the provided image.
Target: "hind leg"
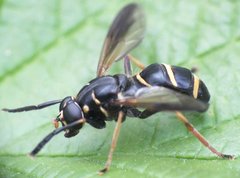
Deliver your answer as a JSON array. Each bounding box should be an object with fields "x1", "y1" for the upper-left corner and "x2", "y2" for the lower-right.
[
  {"x1": 123, "y1": 54, "x2": 145, "y2": 77},
  {"x1": 175, "y1": 111, "x2": 234, "y2": 159}
]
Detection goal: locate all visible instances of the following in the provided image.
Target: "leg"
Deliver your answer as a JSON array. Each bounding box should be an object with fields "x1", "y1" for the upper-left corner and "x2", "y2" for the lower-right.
[
  {"x1": 139, "y1": 110, "x2": 158, "y2": 119},
  {"x1": 2, "y1": 99, "x2": 62, "y2": 112},
  {"x1": 175, "y1": 111, "x2": 234, "y2": 159},
  {"x1": 127, "y1": 107, "x2": 158, "y2": 119},
  {"x1": 99, "y1": 111, "x2": 125, "y2": 175},
  {"x1": 127, "y1": 54, "x2": 145, "y2": 70},
  {"x1": 124, "y1": 55, "x2": 132, "y2": 77}
]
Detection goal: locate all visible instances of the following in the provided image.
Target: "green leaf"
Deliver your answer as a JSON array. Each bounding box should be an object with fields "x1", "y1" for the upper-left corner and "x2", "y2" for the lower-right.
[{"x1": 1, "y1": 0, "x2": 240, "y2": 177}]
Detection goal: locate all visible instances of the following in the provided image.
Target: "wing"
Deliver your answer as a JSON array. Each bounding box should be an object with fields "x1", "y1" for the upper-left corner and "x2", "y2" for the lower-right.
[
  {"x1": 97, "y1": 3, "x2": 146, "y2": 77},
  {"x1": 115, "y1": 86, "x2": 209, "y2": 112}
]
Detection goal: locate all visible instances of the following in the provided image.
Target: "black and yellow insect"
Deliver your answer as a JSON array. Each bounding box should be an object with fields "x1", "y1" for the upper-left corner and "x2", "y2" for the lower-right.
[{"x1": 2, "y1": 3, "x2": 234, "y2": 174}]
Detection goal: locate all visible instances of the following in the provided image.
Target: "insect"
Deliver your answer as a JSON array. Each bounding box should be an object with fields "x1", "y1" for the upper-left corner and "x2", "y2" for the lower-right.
[{"x1": 2, "y1": 3, "x2": 234, "y2": 175}]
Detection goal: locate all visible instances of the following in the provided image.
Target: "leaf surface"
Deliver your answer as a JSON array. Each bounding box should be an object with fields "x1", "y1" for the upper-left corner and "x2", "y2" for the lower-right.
[{"x1": 1, "y1": 0, "x2": 240, "y2": 177}]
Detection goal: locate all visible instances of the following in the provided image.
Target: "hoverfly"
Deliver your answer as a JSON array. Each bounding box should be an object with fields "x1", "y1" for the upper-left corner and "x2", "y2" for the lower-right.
[{"x1": 3, "y1": 3, "x2": 234, "y2": 175}]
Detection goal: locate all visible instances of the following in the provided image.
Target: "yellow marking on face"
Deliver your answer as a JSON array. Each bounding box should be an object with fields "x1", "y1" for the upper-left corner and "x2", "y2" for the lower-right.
[
  {"x1": 91, "y1": 92, "x2": 101, "y2": 105},
  {"x1": 163, "y1": 64, "x2": 178, "y2": 87},
  {"x1": 136, "y1": 73, "x2": 151, "y2": 87},
  {"x1": 193, "y1": 74, "x2": 200, "y2": 99},
  {"x1": 59, "y1": 111, "x2": 63, "y2": 119},
  {"x1": 83, "y1": 105, "x2": 89, "y2": 113},
  {"x1": 100, "y1": 106, "x2": 109, "y2": 117},
  {"x1": 63, "y1": 120, "x2": 67, "y2": 126},
  {"x1": 63, "y1": 102, "x2": 67, "y2": 108}
]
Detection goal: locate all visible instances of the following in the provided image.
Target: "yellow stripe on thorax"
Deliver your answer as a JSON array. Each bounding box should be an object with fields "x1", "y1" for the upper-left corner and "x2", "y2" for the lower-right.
[
  {"x1": 91, "y1": 92, "x2": 101, "y2": 105},
  {"x1": 83, "y1": 105, "x2": 90, "y2": 113},
  {"x1": 193, "y1": 74, "x2": 200, "y2": 99},
  {"x1": 162, "y1": 64, "x2": 178, "y2": 87},
  {"x1": 100, "y1": 106, "x2": 109, "y2": 117},
  {"x1": 136, "y1": 73, "x2": 151, "y2": 87}
]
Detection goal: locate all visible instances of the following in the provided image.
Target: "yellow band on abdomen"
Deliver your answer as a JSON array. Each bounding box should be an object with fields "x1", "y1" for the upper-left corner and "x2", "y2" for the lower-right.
[
  {"x1": 136, "y1": 73, "x2": 151, "y2": 87},
  {"x1": 193, "y1": 74, "x2": 200, "y2": 99},
  {"x1": 162, "y1": 64, "x2": 178, "y2": 87}
]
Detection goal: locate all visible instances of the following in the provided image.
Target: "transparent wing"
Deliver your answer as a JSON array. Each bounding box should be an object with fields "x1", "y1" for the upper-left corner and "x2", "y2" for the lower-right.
[
  {"x1": 115, "y1": 86, "x2": 209, "y2": 112},
  {"x1": 97, "y1": 3, "x2": 146, "y2": 76}
]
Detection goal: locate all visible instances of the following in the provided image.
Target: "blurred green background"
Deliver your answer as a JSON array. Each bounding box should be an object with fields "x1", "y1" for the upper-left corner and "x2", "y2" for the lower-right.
[{"x1": 1, "y1": 0, "x2": 240, "y2": 177}]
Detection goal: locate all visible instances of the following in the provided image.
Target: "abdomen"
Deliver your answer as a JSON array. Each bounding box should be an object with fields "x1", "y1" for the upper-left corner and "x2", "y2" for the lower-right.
[{"x1": 134, "y1": 63, "x2": 210, "y2": 103}]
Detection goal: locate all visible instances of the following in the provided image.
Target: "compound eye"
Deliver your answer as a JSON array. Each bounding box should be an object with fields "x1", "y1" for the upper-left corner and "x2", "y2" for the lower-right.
[
  {"x1": 62, "y1": 101, "x2": 83, "y2": 124},
  {"x1": 59, "y1": 96, "x2": 72, "y2": 111}
]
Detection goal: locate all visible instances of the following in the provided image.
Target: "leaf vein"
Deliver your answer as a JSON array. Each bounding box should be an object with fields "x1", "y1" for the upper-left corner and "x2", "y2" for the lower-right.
[{"x1": 0, "y1": 9, "x2": 102, "y2": 83}]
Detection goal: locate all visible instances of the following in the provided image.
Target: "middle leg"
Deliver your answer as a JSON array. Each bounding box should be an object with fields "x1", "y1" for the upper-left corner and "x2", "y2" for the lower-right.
[{"x1": 98, "y1": 111, "x2": 125, "y2": 175}]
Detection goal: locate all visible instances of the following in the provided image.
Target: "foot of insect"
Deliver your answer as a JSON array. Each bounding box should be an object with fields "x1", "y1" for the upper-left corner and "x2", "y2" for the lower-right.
[
  {"x1": 98, "y1": 167, "x2": 109, "y2": 175},
  {"x1": 175, "y1": 111, "x2": 235, "y2": 160}
]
